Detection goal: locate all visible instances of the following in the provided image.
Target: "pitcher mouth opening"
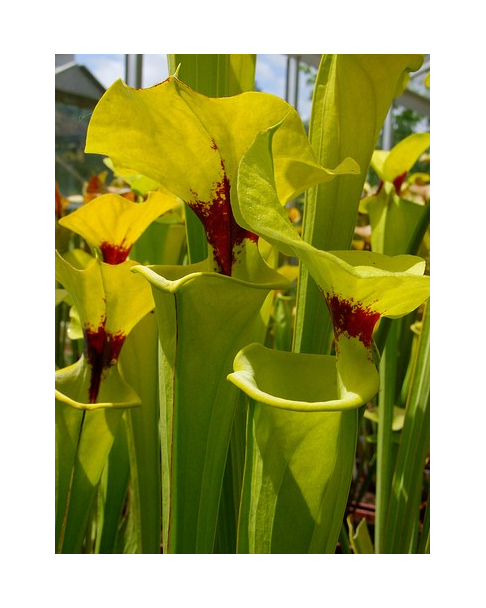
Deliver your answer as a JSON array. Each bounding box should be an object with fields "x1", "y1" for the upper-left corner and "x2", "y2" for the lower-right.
[
  {"x1": 228, "y1": 343, "x2": 368, "y2": 413},
  {"x1": 132, "y1": 255, "x2": 291, "y2": 294}
]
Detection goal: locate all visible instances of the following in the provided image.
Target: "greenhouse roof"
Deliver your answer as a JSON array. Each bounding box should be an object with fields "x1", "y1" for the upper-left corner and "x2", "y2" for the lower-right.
[{"x1": 55, "y1": 56, "x2": 106, "y2": 107}]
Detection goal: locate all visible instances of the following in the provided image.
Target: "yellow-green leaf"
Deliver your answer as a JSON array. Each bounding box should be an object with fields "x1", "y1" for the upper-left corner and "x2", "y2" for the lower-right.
[
  {"x1": 229, "y1": 342, "x2": 378, "y2": 413},
  {"x1": 228, "y1": 344, "x2": 364, "y2": 553},
  {"x1": 133, "y1": 260, "x2": 289, "y2": 553},
  {"x1": 55, "y1": 252, "x2": 154, "y2": 409},
  {"x1": 293, "y1": 55, "x2": 425, "y2": 356},
  {"x1": 85, "y1": 76, "x2": 358, "y2": 275},
  {"x1": 235, "y1": 123, "x2": 430, "y2": 323},
  {"x1": 59, "y1": 192, "x2": 179, "y2": 263},
  {"x1": 372, "y1": 132, "x2": 430, "y2": 184}
]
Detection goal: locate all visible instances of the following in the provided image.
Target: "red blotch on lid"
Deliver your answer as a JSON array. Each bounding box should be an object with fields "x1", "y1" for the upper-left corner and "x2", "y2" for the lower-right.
[
  {"x1": 83, "y1": 318, "x2": 126, "y2": 404},
  {"x1": 324, "y1": 292, "x2": 380, "y2": 349},
  {"x1": 100, "y1": 238, "x2": 132, "y2": 264},
  {"x1": 189, "y1": 148, "x2": 257, "y2": 276},
  {"x1": 393, "y1": 171, "x2": 408, "y2": 195}
]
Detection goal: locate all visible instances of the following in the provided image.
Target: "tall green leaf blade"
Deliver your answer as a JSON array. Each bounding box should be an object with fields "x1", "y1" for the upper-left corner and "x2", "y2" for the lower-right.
[
  {"x1": 135, "y1": 262, "x2": 288, "y2": 553},
  {"x1": 293, "y1": 54, "x2": 425, "y2": 355},
  {"x1": 55, "y1": 406, "x2": 124, "y2": 553},
  {"x1": 383, "y1": 300, "x2": 430, "y2": 553},
  {"x1": 168, "y1": 54, "x2": 256, "y2": 97},
  {"x1": 231, "y1": 117, "x2": 429, "y2": 553},
  {"x1": 95, "y1": 415, "x2": 130, "y2": 553},
  {"x1": 119, "y1": 311, "x2": 162, "y2": 553},
  {"x1": 238, "y1": 405, "x2": 357, "y2": 553},
  {"x1": 418, "y1": 493, "x2": 430, "y2": 554},
  {"x1": 373, "y1": 202, "x2": 430, "y2": 353},
  {"x1": 55, "y1": 182, "x2": 173, "y2": 553},
  {"x1": 362, "y1": 182, "x2": 429, "y2": 257},
  {"x1": 130, "y1": 221, "x2": 187, "y2": 266},
  {"x1": 229, "y1": 345, "x2": 362, "y2": 554},
  {"x1": 374, "y1": 318, "x2": 400, "y2": 553}
]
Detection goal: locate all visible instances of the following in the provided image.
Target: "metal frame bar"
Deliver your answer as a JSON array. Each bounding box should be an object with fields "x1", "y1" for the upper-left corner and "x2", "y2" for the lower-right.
[{"x1": 125, "y1": 54, "x2": 143, "y2": 88}]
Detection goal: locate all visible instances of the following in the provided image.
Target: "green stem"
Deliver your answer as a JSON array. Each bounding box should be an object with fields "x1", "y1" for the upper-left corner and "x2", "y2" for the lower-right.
[
  {"x1": 338, "y1": 521, "x2": 351, "y2": 553},
  {"x1": 57, "y1": 409, "x2": 86, "y2": 554},
  {"x1": 383, "y1": 301, "x2": 430, "y2": 553},
  {"x1": 58, "y1": 302, "x2": 69, "y2": 369},
  {"x1": 374, "y1": 320, "x2": 399, "y2": 553},
  {"x1": 407, "y1": 203, "x2": 430, "y2": 259},
  {"x1": 95, "y1": 416, "x2": 131, "y2": 553},
  {"x1": 374, "y1": 202, "x2": 429, "y2": 355},
  {"x1": 418, "y1": 492, "x2": 430, "y2": 554}
]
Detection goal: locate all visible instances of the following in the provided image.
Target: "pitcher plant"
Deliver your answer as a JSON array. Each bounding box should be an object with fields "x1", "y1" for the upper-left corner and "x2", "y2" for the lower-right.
[{"x1": 55, "y1": 54, "x2": 430, "y2": 553}]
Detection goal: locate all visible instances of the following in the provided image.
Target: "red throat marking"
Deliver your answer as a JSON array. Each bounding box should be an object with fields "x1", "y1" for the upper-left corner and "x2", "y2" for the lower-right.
[
  {"x1": 188, "y1": 141, "x2": 258, "y2": 276},
  {"x1": 324, "y1": 292, "x2": 380, "y2": 349},
  {"x1": 84, "y1": 319, "x2": 126, "y2": 403}
]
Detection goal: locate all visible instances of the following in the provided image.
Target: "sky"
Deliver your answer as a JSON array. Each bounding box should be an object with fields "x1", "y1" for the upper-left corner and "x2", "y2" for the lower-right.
[{"x1": 75, "y1": 54, "x2": 316, "y2": 122}]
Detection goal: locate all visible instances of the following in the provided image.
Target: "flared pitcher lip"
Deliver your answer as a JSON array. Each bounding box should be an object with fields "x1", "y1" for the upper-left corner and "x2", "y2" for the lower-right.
[
  {"x1": 55, "y1": 357, "x2": 142, "y2": 411},
  {"x1": 55, "y1": 389, "x2": 140, "y2": 411},
  {"x1": 227, "y1": 343, "x2": 367, "y2": 413},
  {"x1": 131, "y1": 260, "x2": 291, "y2": 293}
]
